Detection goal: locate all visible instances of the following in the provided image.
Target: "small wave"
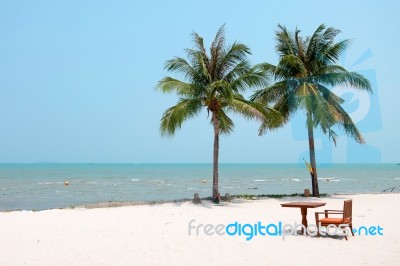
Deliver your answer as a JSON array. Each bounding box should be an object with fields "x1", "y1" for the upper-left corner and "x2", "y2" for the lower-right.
[
  {"x1": 254, "y1": 179, "x2": 267, "y2": 182},
  {"x1": 39, "y1": 181, "x2": 64, "y2": 185},
  {"x1": 395, "y1": 178, "x2": 400, "y2": 180},
  {"x1": 320, "y1": 178, "x2": 341, "y2": 182},
  {"x1": 38, "y1": 182, "x2": 54, "y2": 185},
  {"x1": 291, "y1": 178, "x2": 302, "y2": 182},
  {"x1": 187, "y1": 187, "x2": 196, "y2": 190},
  {"x1": 86, "y1": 181, "x2": 98, "y2": 184},
  {"x1": 222, "y1": 186, "x2": 234, "y2": 189},
  {"x1": 131, "y1": 179, "x2": 140, "y2": 182}
]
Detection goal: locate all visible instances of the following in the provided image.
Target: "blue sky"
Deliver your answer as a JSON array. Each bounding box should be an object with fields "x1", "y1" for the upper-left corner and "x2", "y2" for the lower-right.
[{"x1": 0, "y1": 0, "x2": 399, "y2": 163}]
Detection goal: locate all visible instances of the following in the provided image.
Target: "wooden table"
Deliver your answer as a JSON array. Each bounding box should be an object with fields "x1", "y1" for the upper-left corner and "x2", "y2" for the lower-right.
[{"x1": 281, "y1": 202, "x2": 326, "y2": 233}]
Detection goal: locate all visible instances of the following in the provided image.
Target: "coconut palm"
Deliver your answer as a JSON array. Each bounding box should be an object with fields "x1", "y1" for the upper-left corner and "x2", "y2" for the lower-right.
[
  {"x1": 158, "y1": 26, "x2": 280, "y2": 201},
  {"x1": 251, "y1": 24, "x2": 371, "y2": 197}
]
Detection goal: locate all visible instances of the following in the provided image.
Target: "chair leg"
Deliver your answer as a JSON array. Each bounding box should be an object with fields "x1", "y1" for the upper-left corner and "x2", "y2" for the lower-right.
[
  {"x1": 315, "y1": 214, "x2": 320, "y2": 237},
  {"x1": 340, "y1": 226, "x2": 348, "y2": 240},
  {"x1": 349, "y1": 224, "x2": 355, "y2": 236}
]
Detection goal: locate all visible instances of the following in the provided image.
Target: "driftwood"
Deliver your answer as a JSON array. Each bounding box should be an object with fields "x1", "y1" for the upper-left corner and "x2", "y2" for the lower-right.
[{"x1": 382, "y1": 186, "x2": 400, "y2": 193}]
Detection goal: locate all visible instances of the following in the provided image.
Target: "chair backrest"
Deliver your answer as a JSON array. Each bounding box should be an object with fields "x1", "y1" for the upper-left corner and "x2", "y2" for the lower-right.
[{"x1": 343, "y1": 200, "x2": 352, "y2": 220}]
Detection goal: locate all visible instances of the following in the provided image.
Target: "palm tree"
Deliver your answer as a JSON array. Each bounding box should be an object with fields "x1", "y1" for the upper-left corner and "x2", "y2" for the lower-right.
[
  {"x1": 158, "y1": 26, "x2": 279, "y2": 201},
  {"x1": 251, "y1": 24, "x2": 371, "y2": 197}
]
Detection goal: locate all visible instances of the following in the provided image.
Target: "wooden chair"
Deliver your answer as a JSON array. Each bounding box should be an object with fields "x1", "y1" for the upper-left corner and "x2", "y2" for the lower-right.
[{"x1": 315, "y1": 200, "x2": 354, "y2": 240}]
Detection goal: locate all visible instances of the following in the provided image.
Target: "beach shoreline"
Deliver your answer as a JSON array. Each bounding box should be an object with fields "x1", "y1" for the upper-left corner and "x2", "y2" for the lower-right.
[
  {"x1": 2, "y1": 163, "x2": 398, "y2": 211},
  {"x1": 1, "y1": 191, "x2": 398, "y2": 212}
]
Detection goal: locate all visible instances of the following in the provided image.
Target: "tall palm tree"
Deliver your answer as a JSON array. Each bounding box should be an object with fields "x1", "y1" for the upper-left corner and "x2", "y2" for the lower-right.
[
  {"x1": 251, "y1": 24, "x2": 371, "y2": 197},
  {"x1": 158, "y1": 26, "x2": 279, "y2": 201}
]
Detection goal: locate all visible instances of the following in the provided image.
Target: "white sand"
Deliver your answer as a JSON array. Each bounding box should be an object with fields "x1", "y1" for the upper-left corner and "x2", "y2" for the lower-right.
[{"x1": 1, "y1": 193, "x2": 399, "y2": 266}]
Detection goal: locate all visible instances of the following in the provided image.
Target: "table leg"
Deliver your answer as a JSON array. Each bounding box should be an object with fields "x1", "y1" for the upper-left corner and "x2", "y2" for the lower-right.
[{"x1": 301, "y1": 207, "x2": 308, "y2": 234}]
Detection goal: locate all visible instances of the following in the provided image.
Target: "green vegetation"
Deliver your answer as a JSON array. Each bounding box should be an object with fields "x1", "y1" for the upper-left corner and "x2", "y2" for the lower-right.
[
  {"x1": 158, "y1": 25, "x2": 281, "y2": 201},
  {"x1": 231, "y1": 193, "x2": 329, "y2": 200},
  {"x1": 201, "y1": 193, "x2": 329, "y2": 201},
  {"x1": 251, "y1": 24, "x2": 371, "y2": 197},
  {"x1": 158, "y1": 24, "x2": 371, "y2": 199}
]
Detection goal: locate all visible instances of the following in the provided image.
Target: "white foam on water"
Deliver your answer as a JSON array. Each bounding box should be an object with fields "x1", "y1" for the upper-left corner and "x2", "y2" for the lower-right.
[
  {"x1": 320, "y1": 177, "x2": 341, "y2": 182},
  {"x1": 1, "y1": 163, "x2": 394, "y2": 211},
  {"x1": 38, "y1": 182, "x2": 54, "y2": 185}
]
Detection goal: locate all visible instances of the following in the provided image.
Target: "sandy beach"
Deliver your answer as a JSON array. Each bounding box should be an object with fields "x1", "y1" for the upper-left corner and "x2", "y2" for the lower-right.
[{"x1": 0, "y1": 193, "x2": 399, "y2": 265}]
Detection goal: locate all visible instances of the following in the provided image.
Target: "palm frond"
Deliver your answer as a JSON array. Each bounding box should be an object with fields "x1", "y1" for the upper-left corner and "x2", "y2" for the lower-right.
[
  {"x1": 209, "y1": 25, "x2": 226, "y2": 81},
  {"x1": 229, "y1": 95, "x2": 284, "y2": 132},
  {"x1": 305, "y1": 83, "x2": 365, "y2": 145},
  {"x1": 159, "y1": 25, "x2": 290, "y2": 138},
  {"x1": 321, "y1": 26, "x2": 341, "y2": 43},
  {"x1": 317, "y1": 84, "x2": 345, "y2": 104},
  {"x1": 185, "y1": 48, "x2": 211, "y2": 83},
  {"x1": 275, "y1": 24, "x2": 297, "y2": 56},
  {"x1": 228, "y1": 94, "x2": 268, "y2": 121},
  {"x1": 320, "y1": 39, "x2": 351, "y2": 65},
  {"x1": 273, "y1": 92, "x2": 298, "y2": 119},
  {"x1": 164, "y1": 57, "x2": 194, "y2": 75},
  {"x1": 219, "y1": 42, "x2": 251, "y2": 77},
  {"x1": 305, "y1": 84, "x2": 336, "y2": 132},
  {"x1": 222, "y1": 59, "x2": 251, "y2": 82},
  {"x1": 306, "y1": 24, "x2": 326, "y2": 60},
  {"x1": 250, "y1": 80, "x2": 295, "y2": 103},
  {"x1": 322, "y1": 96, "x2": 366, "y2": 144},
  {"x1": 228, "y1": 64, "x2": 270, "y2": 93},
  {"x1": 191, "y1": 31, "x2": 207, "y2": 59},
  {"x1": 327, "y1": 128, "x2": 338, "y2": 146},
  {"x1": 257, "y1": 63, "x2": 278, "y2": 78},
  {"x1": 160, "y1": 99, "x2": 203, "y2": 136},
  {"x1": 216, "y1": 110, "x2": 234, "y2": 134},
  {"x1": 276, "y1": 54, "x2": 307, "y2": 78},
  {"x1": 157, "y1": 77, "x2": 196, "y2": 96},
  {"x1": 312, "y1": 71, "x2": 372, "y2": 92}
]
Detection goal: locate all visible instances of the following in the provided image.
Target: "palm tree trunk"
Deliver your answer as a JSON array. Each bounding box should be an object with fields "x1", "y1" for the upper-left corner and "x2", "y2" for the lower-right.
[
  {"x1": 212, "y1": 111, "x2": 219, "y2": 201},
  {"x1": 307, "y1": 111, "x2": 320, "y2": 197}
]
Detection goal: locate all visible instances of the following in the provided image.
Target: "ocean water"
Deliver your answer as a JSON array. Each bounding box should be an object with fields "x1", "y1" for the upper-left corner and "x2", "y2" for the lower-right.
[{"x1": 0, "y1": 163, "x2": 399, "y2": 211}]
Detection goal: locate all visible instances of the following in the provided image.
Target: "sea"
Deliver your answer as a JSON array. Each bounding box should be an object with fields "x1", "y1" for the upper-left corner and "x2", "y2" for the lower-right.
[{"x1": 0, "y1": 163, "x2": 399, "y2": 211}]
